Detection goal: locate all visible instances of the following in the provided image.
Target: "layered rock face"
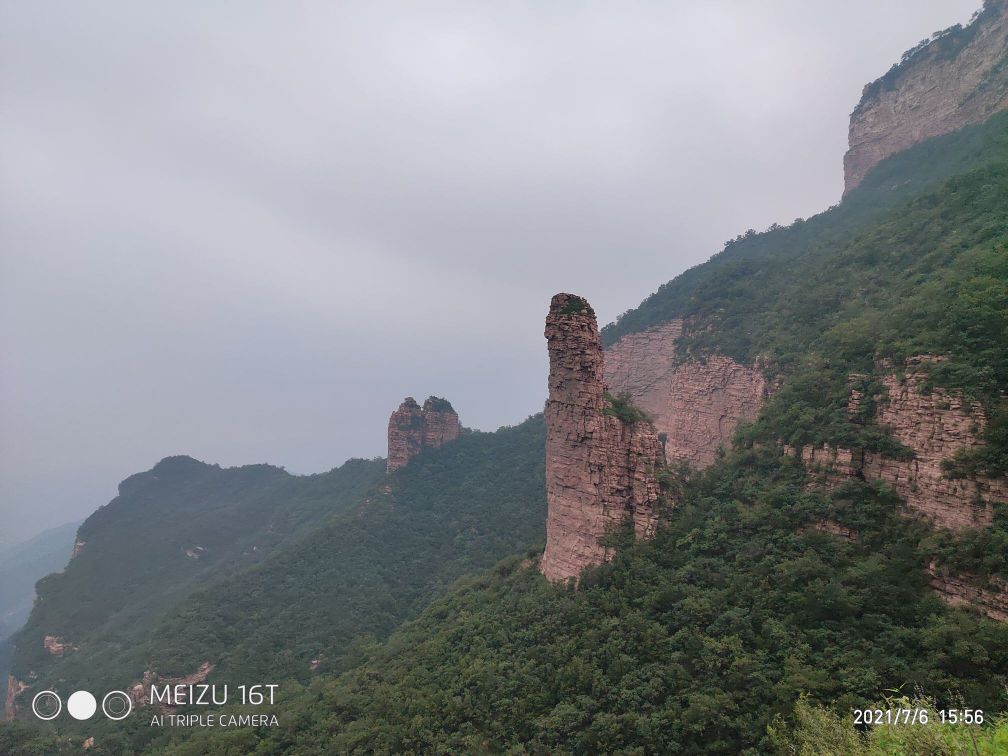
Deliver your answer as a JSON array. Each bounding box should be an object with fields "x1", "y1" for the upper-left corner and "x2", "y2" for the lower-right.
[
  {"x1": 843, "y1": 0, "x2": 1008, "y2": 194},
  {"x1": 791, "y1": 360, "x2": 1006, "y2": 530},
  {"x1": 605, "y1": 321, "x2": 767, "y2": 468},
  {"x1": 927, "y1": 562, "x2": 1008, "y2": 622},
  {"x1": 540, "y1": 294, "x2": 665, "y2": 583},
  {"x1": 386, "y1": 396, "x2": 461, "y2": 473}
]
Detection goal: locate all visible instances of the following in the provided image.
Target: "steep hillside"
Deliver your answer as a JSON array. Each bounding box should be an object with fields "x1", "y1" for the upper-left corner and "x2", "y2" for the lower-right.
[
  {"x1": 3, "y1": 416, "x2": 546, "y2": 752},
  {"x1": 5, "y1": 455, "x2": 384, "y2": 717},
  {"x1": 155, "y1": 455, "x2": 1008, "y2": 754},
  {"x1": 602, "y1": 109, "x2": 1008, "y2": 516},
  {"x1": 145, "y1": 415, "x2": 545, "y2": 685}
]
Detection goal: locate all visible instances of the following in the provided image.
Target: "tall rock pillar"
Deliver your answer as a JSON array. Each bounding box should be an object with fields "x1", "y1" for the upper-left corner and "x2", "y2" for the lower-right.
[{"x1": 540, "y1": 293, "x2": 665, "y2": 583}]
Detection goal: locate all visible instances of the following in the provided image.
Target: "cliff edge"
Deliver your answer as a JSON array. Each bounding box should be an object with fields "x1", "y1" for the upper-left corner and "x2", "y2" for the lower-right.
[{"x1": 843, "y1": 0, "x2": 1008, "y2": 195}]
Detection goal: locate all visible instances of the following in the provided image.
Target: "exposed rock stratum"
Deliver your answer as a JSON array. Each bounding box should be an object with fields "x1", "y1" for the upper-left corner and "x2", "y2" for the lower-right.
[
  {"x1": 843, "y1": 0, "x2": 1008, "y2": 194},
  {"x1": 788, "y1": 358, "x2": 1007, "y2": 530},
  {"x1": 605, "y1": 321, "x2": 767, "y2": 468}
]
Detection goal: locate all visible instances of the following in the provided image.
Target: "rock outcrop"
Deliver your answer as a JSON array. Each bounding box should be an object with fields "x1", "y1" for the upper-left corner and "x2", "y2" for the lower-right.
[
  {"x1": 43, "y1": 635, "x2": 75, "y2": 657},
  {"x1": 71, "y1": 537, "x2": 86, "y2": 560},
  {"x1": 4, "y1": 676, "x2": 26, "y2": 721},
  {"x1": 927, "y1": 562, "x2": 1008, "y2": 622},
  {"x1": 605, "y1": 321, "x2": 767, "y2": 468},
  {"x1": 540, "y1": 294, "x2": 665, "y2": 583},
  {"x1": 129, "y1": 661, "x2": 214, "y2": 707},
  {"x1": 843, "y1": 0, "x2": 1008, "y2": 195},
  {"x1": 790, "y1": 359, "x2": 1007, "y2": 530},
  {"x1": 386, "y1": 396, "x2": 461, "y2": 473}
]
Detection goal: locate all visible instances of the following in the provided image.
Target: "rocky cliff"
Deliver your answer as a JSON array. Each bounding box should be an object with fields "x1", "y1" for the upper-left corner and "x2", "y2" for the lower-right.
[
  {"x1": 604, "y1": 321, "x2": 767, "y2": 468},
  {"x1": 927, "y1": 562, "x2": 1008, "y2": 622},
  {"x1": 843, "y1": 0, "x2": 1008, "y2": 195},
  {"x1": 604, "y1": 323, "x2": 1006, "y2": 615},
  {"x1": 540, "y1": 294, "x2": 665, "y2": 583},
  {"x1": 386, "y1": 396, "x2": 461, "y2": 473},
  {"x1": 789, "y1": 357, "x2": 1007, "y2": 530},
  {"x1": 4, "y1": 675, "x2": 25, "y2": 720}
]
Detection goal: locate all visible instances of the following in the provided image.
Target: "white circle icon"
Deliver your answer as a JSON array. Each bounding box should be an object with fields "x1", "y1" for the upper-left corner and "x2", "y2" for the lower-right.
[
  {"x1": 102, "y1": 690, "x2": 133, "y2": 720},
  {"x1": 31, "y1": 690, "x2": 62, "y2": 720},
  {"x1": 67, "y1": 690, "x2": 97, "y2": 720}
]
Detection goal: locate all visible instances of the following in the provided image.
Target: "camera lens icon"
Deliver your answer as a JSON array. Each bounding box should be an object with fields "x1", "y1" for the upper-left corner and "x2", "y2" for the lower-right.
[
  {"x1": 102, "y1": 690, "x2": 133, "y2": 720},
  {"x1": 31, "y1": 690, "x2": 62, "y2": 720}
]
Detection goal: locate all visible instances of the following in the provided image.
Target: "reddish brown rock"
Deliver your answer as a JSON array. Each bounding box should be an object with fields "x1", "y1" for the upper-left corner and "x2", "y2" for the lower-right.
[
  {"x1": 386, "y1": 396, "x2": 461, "y2": 473},
  {"x1": 4, "y1": 676, "x2": 26, "y2": 721},
  {"x1": 927, "y1": 562, "x2": 1008, "y2": 622},
  {"x1": 605, "y1": 321, "x2": 767, "y2": 468},
  {"x1": 540, "y1": 293, "x2": 665, "y2": 583},
  {"x1": 43, "y1": 635, "x2": 76, "y2": 657},
  {"x1": 792, "y1": 360, "x2": 1006, "y2": 530},
  {"x1": 843, "y1": 1, "x2": 1008, "y2": 195},
  {"x1": 130, "y1": 662, "x2": 214, "y2": 708}
]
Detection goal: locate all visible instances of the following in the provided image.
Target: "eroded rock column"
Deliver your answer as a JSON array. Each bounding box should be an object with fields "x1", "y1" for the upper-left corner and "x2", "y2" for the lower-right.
[
  {"x1": 387, "y1": 396, "x2": 461, "y2": 473},
  {"x1": 540, "y1": 293, "x2": 665, "y2": 583}
]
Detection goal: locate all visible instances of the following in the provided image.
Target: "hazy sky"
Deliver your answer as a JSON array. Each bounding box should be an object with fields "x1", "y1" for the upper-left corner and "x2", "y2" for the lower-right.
[{"x1": 1, "y1": 0, "x2": 981, "y2": 544}]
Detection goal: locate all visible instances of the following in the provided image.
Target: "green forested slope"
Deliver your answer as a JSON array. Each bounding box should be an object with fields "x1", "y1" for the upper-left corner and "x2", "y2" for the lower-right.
[
  {"x1": 9, "y1": 455, "x2": 384, "y2": 689},
  {"x1": 3, "y1": 417, "x2": 546, "y2": 753},
  {"x1": 146, "y1": 416, "x2": 546, "y2": 683},
  {"x1": 608, "y1": 110, "x2": 1008, "y2": 477},
  {"x1": 601, "y1": 109, "x2": 1008, "y2": 358},
  {"x1": 157, "y1": 455, "x2": 1008, "y2": 755}
]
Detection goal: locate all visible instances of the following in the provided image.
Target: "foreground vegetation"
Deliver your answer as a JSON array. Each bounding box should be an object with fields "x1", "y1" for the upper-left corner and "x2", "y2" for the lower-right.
[{"x1": 154, "y1": 451, "x2": 1008, "y2": 754}]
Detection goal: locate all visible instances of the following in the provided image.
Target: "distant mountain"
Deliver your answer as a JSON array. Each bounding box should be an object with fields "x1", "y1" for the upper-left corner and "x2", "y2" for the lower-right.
[
  {"x1": 5, "y1": 454, "x2": 381, "y2": 712},
  {"x1": 3, "y1": 415, "x2": 546, "y2": 752}
]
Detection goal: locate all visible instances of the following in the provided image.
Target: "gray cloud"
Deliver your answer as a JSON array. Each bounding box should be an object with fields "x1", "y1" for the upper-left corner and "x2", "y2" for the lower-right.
[{"x1": 0, "y1": 0, "x2": 981, "y2": 543}]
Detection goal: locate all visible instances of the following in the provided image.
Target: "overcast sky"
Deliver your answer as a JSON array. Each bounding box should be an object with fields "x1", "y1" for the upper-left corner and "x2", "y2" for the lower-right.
[{"x1": 1, "y1": 0, "x2": 981, "y2": 544}]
